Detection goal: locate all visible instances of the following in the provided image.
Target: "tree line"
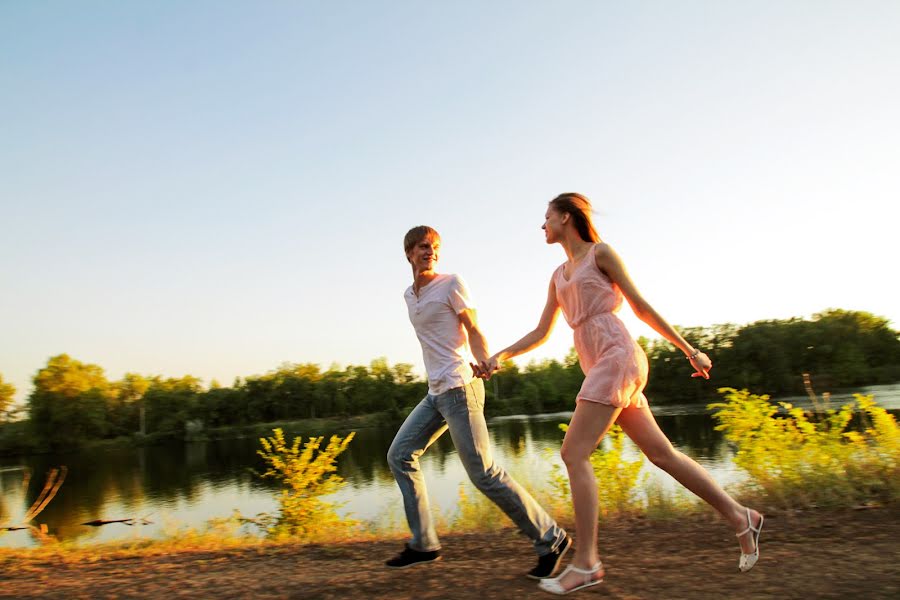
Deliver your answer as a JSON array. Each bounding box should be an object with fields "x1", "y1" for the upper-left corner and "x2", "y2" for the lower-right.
[{"x1": 2, "y1": 308, "x2": 897, "y2": 451}]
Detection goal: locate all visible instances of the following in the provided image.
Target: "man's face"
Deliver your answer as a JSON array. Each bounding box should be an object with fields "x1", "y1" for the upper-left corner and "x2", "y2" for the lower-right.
[{"x1": 407, "y1": 236, "x2": 440, "y2": 271}]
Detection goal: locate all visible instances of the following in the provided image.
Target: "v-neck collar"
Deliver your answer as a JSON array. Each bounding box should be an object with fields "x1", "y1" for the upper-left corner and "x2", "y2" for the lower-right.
[
  {"x1": 561, "y1": 246, "x2": 595, "y2": 283},
  {"x1": 411, "y1": 273, "x2": 444, "y2": 298}
]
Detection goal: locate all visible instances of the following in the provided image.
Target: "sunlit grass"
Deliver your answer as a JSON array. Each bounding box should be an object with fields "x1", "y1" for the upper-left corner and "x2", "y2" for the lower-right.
[
  {"x1": 450, "y1": 482, "x2": 511, "y2": 532},
  {"x1": 643, "y1": 481, "x2": 704, "y2": 521}
]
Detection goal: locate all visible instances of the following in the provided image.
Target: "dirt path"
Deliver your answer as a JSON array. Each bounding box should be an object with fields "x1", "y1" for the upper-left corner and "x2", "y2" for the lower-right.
[{"x1": 2, "y1": 507, "x2": 898, "y2": 599}]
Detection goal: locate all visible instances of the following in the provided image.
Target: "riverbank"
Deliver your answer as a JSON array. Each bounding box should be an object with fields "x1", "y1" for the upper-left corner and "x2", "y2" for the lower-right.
[
  {"x1": 0, "y1": 411, "x2": 395, "y2": 457},
  {"x1": 5, "y1": 382, "x2": 899, "y2": 458},
  {"x1": 1, "y1": 506, "x2": 897, "y2": 599}
]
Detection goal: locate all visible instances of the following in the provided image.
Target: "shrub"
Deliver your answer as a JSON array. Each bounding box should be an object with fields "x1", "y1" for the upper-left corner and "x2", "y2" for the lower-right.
[
  {"x1": 548, "y1": 424, "x2": 645, "y2": 519},
  {"x1": 253, "y1": 428, "x2": 358, "y2": 539},
  {"x1": 709, "y1": 388, "x2": 900, "y2": 508}
]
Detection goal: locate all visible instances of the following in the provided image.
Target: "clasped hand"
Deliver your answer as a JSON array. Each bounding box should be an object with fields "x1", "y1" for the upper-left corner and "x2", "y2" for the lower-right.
[
  {"x1": 470, "y1": 355, "x2": 500, "y2": 380},
  {"x1": 690, "y1": 352, "x2": 713, "y2": 380}
]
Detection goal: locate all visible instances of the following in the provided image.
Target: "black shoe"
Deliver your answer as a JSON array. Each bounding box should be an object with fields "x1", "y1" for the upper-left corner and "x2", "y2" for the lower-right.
[
  {"x1": 385, "y1": 544, "x2": 442, "y2": 569},
  {"x1": 527, "y1": 534, "x2": 573, "y2": 579}
]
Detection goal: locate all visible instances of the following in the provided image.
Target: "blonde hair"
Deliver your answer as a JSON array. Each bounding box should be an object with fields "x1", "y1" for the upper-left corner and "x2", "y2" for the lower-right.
[{"x1": 403, "y1": 225, "x2": 440, "y2": 256}]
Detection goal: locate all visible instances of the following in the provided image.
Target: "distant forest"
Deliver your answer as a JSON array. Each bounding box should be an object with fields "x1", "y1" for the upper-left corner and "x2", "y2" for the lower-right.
[{"x1": 1, "y1": 309, "x2": 898, "y2": 450}]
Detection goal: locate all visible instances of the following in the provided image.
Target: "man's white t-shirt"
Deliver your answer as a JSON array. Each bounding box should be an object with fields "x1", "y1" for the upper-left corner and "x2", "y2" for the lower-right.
[{"x1": 404, "y1": 274, "x2": 476, "y2": 395}]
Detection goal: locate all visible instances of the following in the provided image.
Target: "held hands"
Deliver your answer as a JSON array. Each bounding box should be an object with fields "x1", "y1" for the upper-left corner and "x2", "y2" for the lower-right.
[
  {"x1": 470, "y1": 355, "x2": 501, "y2": 380},
  {"x1": 473, "y1": 350, "x2": 712, "y2": 380},
  {"x1": 689, "y1": 351, "x2": 713, "y2": 379}
]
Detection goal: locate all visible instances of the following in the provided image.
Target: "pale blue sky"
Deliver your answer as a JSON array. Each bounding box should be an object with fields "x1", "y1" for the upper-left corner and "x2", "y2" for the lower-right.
[{"x1": 2, "y1": 1, "x2": 898, "y2": 407}]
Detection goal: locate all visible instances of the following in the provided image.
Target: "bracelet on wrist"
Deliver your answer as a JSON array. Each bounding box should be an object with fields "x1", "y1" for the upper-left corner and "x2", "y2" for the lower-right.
[{"x1": 686, "y1": 349, "x2": 701, "y2": 360}]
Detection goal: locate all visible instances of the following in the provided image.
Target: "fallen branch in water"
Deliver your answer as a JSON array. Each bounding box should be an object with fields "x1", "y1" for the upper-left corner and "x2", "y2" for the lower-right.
[
  {"x1": 24, "y1": 466, "x2": 67, "y2": 523},
  {"x1": 81, "y1": 517, "x2": 153, "y2": 527},
  {"x1": 0, "y1": 467, "x2": 67, "y2": 542}
]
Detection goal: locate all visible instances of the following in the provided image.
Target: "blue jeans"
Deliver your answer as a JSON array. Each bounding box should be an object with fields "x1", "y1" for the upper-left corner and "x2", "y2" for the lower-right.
[{"x1": 387, "y1": 378, "x2": 566, "y2": 554}]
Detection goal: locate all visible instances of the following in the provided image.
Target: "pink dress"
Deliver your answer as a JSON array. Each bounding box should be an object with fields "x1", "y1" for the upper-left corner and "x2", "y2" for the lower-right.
[{"x1": 554, "y1": 244, "x2": 649, "y2": 408}]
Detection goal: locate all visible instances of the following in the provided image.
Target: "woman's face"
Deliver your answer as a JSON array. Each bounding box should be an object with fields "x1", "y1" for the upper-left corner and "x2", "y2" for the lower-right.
[
  {"x1": 542, "y1": 207, "x2": 566, "y2": 244},
  {"x1": 407, "y1": 235, "x2": 440, "y2": 272}
]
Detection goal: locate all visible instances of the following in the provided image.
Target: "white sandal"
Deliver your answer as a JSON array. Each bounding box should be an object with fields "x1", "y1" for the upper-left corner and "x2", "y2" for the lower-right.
[
  {"x1": 537, "y1": 561, "x2": 604, "y2": 595},
  {"x1": 736, "y1": 507, "x2": 764, "y2": 572}
]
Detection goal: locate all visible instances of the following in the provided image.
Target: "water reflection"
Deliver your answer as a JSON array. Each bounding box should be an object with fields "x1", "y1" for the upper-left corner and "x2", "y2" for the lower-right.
[{"x1": 1, "y1": 384, "x2": 897, "y2": 548}]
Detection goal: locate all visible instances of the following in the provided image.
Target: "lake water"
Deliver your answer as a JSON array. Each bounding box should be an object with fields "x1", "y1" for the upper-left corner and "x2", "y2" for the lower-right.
[{"x1": 2, "y1": 383, "x2": 898, "y2": 548}]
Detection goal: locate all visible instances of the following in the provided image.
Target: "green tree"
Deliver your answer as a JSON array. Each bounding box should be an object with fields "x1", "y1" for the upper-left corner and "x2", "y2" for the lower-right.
[
  {"x1": 807, "y1": 309, "x2": 900, "y2": 387},
  {"x1": 344, "y1": 365, "x2": 376, "y2": 414},
  {"x1": 108, "y1": 373, "x2": 150, "y2": 435},
  {"x1": 283, "y1": 363, "x2": 324, "y2": 419},
  {"x1": 316, "y1": 366, "x2": 349, "y2": 417},
  {"x1": 0, "y1": 374, "x2": 16, "y2": 421},
  {"x1": 27, "y1": 354, "x2": 111, "y2": 447},
  {"x1": 143, "y1": 375, "x2": 202, "y2": 434}
]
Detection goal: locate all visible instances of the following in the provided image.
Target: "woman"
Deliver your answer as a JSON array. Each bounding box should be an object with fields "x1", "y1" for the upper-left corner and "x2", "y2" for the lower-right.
[{"x1": 475, "y1": 193, "x2": 763, "y2": 595}]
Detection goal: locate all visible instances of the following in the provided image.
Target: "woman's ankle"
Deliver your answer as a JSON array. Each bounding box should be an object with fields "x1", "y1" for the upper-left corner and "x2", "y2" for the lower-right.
[
  {"x1": 730, "y1": 506, "x2": 757, "y2": 529},
  {"x1": 571, "y1": 554, "x2": 600, "y2": 569}
]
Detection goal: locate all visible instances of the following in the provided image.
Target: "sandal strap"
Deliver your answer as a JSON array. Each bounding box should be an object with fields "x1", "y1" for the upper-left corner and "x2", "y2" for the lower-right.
[
  {"x1": 565, "y1": 562, "x2": 603, "y2": 575},
  {"x1": 735, "y1": 507, "x2": 759, "y2": 537}
]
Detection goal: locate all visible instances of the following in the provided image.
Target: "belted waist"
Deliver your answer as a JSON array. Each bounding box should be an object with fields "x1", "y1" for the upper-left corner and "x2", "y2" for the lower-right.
[{"x1": 570, "y1": 311, "x2": 616, "y2": 329}]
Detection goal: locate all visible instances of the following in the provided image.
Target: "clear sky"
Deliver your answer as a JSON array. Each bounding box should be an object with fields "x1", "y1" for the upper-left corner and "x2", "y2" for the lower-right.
[{"x1": 2, "y1": 1, "x2": 898, "y2": 407}]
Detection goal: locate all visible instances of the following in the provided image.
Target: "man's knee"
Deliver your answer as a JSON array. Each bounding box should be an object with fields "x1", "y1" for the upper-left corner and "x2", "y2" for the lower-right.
[
  {"x1": 468, "y1": 463, "x2": 503, "y2": 490},
  {"x1": 387, "y1": 444, "x2": 407, "y2": 471},
  {"x1": 388, "y1": 441, "x2": 423, "y2": 473}
]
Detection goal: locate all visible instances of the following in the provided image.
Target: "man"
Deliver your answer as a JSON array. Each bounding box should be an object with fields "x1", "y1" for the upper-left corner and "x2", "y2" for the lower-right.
[{"x1": 385, "y1": 225, "x2": 571, "y2": 578}]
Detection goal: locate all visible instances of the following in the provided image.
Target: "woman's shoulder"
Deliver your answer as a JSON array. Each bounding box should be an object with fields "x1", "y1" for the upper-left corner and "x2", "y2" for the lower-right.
[
  {"x1": 592, "y1": 241, "x2": 612, "y2": 256},
  {"x1": 591, "y1": 242, "x2": 618, "y2": 266}
]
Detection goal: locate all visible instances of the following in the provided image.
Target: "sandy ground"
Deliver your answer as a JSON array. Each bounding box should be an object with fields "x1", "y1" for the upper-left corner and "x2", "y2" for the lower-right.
[{"x1": 1, "y1": 506, "x2": 898, "y2": 599}]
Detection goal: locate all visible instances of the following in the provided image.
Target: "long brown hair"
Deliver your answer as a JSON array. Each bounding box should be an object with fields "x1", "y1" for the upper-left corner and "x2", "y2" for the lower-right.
[{"x1": 548, "y1": 193, "x2": 600, "y2": 243}]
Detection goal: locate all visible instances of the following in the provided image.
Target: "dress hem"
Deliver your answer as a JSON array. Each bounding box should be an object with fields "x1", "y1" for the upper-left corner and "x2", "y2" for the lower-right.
[{"x1": 575, "y1": 392, "x2": 648, "y2": 409}]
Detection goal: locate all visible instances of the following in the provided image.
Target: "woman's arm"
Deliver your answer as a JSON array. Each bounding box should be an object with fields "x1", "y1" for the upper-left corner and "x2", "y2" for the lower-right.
[
  {"x1": 476, "y1": 278, "x2": 561, "y2": 378},
  {"x1": 594, "y1": 243, "x2": 712, "y2": 379}
]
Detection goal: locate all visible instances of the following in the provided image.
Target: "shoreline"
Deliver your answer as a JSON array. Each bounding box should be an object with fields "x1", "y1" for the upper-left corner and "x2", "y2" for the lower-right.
[
  {"x1": 0, "y1": 411, "x2": 395, "y2": 458},
  {"x1": 4, "y1": 381, "x2": 898, "y2": 458}
]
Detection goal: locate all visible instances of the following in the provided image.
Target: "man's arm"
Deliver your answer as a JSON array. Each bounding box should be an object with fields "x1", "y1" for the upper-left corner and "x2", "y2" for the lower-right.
[{"x1": 458, "y1": 308, "x2": 490, "y2": 366}]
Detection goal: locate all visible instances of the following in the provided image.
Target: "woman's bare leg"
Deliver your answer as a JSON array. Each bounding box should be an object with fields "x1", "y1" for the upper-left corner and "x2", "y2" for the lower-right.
[
  {"x1": 616, "y1": 404, "x2": 762, "y2": 553},
  {"x1": 556, "y1": 401, "x2": 621, "y2": 589}
]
